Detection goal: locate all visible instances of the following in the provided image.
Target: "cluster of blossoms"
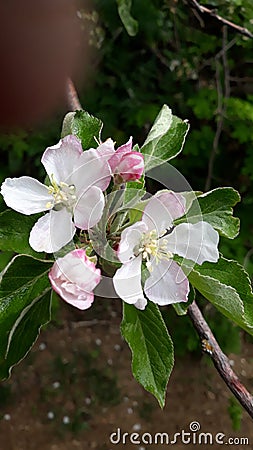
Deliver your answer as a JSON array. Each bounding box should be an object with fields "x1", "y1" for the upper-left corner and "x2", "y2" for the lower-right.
[{"x1": 1, "y1": 134, "x2": 219, "y2": 311}]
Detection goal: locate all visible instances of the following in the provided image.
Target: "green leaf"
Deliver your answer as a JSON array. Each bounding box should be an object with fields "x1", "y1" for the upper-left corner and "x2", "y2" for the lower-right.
[
  {"x1": 121, "y1": 301, "x2": 174, "y2": 407},
  {"x1": 0, "y1": 255, "x2": 52, "y2": 379},
  {"x1": 117, "y1": 0, "x2": 138, "y2": 36},
  {"x1": 140, "y1": 105, "x2": 189, "y2": 171},
  {"x1": 0, "y1": 209, "x2": 43, "y2": 257},
  {"x1": 184, "y1": 256, "x2": 253, "y2": 335},
  {"x1": 175, "y1": 187, "x2": 240, "y2": 239},
  {"x1": 61, "y1": 110, "x2": 103, "y2": 150}
]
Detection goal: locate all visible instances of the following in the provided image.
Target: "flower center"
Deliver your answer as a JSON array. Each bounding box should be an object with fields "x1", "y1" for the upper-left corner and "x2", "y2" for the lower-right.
[
  {"x1": 138, "y1": 229, "x2": 173, "y2": 270},
  {"x1": 46, "y1": 177, "x2": 77, "y2": 211}
]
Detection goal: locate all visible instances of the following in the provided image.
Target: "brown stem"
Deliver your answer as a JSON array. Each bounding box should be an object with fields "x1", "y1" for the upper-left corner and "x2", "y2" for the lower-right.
[
  {"x1": 186, "y1": 0, "x2": 253, "y2": 39},
  {"x1": 205, "y1": 26, "x2": 233, "y2": 191},
  {"x1": 188, "y1": 301, "x2": 253, "y2": 419},
  {"x1": 66, "y1": 77, "x2": 82, "y2": 111}
]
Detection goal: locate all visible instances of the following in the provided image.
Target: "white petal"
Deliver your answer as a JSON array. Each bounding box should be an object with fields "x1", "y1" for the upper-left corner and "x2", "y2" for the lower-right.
[
  {"x1": 41, "y1": 135, "x2": 83, "y2": 184},
  {"x1": 1, "y1": 176, "x2": 52, "y2": 214},
  {"x1": 74, "y1": 186, "x2": 105, "y2": 229},
  {"x1": 165, "y1": 221, "x2": 219, "y2": 265},
  {"x1": 144, "y1": 259, "x2": 189, "y2": 305},
  {"x1": 96, "y1": 138, "x2": 115, "y2": 161},
  {"x1": 71, "y1": 148, "x2": 111, "y2": 193},
  {"x1": 143, "y1": 191, "x2": 186, "y2": 235},
  {"x1": 118, "y1": 221, "x2": 148, "y2": 264},
  {"x1": 29, "y1": 209, "x2": 75, "y2": 253},
  {"x1": 113, "y1": 255, "x2": 146, "y2": 308}
]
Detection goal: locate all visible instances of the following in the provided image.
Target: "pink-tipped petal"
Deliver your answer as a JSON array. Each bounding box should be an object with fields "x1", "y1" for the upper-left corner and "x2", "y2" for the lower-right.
[
  {"x1": 116, "y1": 136, "x2": 133, "y2": 155},
  {"x1": 96, "y1": 138, "x2": 115, "y2": 161},
  {"x1": 71, "y1": 148, "x2": 111, "y2": 193},
  {"x1": 143, "y1": 191, "x2": 186, "y2": 234},
  {"x1": 49, "y1": 248, "x2": 101, "y2": 310},
  {"x1": 42, "y1": 135, "x2": 83, "y2": 185}
]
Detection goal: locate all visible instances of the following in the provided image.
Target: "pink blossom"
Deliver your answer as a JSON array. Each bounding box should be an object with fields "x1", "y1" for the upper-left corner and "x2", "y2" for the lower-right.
[
  {"x1": 108, "y1": 137, "x2": 144, "y2": 183},
  {"x1": 49, "y1": 249, "x2": 101, "y2": 310}
]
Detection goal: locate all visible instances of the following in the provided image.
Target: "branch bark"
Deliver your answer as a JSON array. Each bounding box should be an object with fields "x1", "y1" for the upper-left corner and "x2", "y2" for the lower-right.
[
  {"x1": 66, "y1": 77, "x2": 82, "y2": 111},
  {"x1": 186, "y1": 0, "x2": 253, "y2": 39},
  {"x1": 205, "y1": 27, "x2": 235, "y2": 191},
  {"x1": 188, "y1": 300, "x2": 253, "y2": 419}
]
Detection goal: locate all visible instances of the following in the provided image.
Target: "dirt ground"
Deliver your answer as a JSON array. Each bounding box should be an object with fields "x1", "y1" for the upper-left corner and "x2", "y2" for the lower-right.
[{"x1": 0, "y1": 299, "x2": 252, "y2": 450}]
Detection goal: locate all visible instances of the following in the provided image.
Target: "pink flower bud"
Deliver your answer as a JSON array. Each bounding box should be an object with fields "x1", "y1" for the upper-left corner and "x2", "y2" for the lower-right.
[
  {"x1": 109, "y1": 137, "x2": 144, "y2": 183},
  {"x1": 49, "y1": 249, "x2": 101, "y2": 310}
]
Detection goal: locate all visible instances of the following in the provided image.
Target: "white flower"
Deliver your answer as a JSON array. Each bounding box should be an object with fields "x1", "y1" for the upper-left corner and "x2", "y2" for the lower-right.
[
  {"x1": 0, "y1": 135, "x2": 111, "y2": 253},
  {"x1": 113, "y1": 191, "x2": 219, "y2": 310}
]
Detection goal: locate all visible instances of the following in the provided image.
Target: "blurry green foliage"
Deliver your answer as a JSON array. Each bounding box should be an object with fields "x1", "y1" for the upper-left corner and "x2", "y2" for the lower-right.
[{"x1": 228, "y1": 396, "x2": 243, "y2": 431}]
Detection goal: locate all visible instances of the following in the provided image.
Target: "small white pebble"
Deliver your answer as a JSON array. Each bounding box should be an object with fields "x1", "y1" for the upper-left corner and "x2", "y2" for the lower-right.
[
  {"x1": 95, "y1": 338, "x2": 102, "y2": 346},
  {"x1": 132, "y1": 423, "x2": 141, "y2": 431},
  {"x1": 47, "y1": 411, "x2": 54, "y2": 420},
  {"x1": 3, "y1": 414, "x2": 11, "y2": 421},
  {"x1": 85, "y1": 397, "x2": 91, "y2": 405},
  {"x1": 114, "y1": 344, "x2": 121, "y2": 351},
  {"x1": 76, "y1": 10, "x2": 82, "y2": 19},
  {"x1": 107, "y1": 358, "x2": 113, "y2": 366},
  {"x1": 127, "y1": 407, "x2": 133, "y2": 414},
  {"x1": 52, "y1": 381, "x2": 60, "y2": 389},
  {"x1": 241, "y1": 369, "x2": 247, "y2": 377},
  {"x1": 132, "y1": 400, "x2": 138, "y2": 407},
  {"x1": 39, "y1": 342, "x2": 46, "y2": 351},
  {"x1": 123, "y1": 396, "x2": 129, "y2": 403},
  {"x1": 139, "y1": 447, "x2": 146, "y2": 450},
  {"x1": 63, "y1": 416, "x2": 70, "y2": 424}
]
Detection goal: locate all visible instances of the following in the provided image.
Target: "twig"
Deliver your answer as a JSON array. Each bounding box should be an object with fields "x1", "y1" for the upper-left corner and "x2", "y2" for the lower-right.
[
  {"x1": 205, "y1": 27, "x2": 233, "y2": 191},
  {"x1": 70, "y1": 319, "x2": 110, "y2": 328},
  {"x1": 66, "y1": 77, "x2": 82, "y2": 111},
  {"x1": 188, "y1": 300, "x2": 253, "y2": 419},
  {"x1": 186, "y1": 0, "x2": 253, "y2": 39}
]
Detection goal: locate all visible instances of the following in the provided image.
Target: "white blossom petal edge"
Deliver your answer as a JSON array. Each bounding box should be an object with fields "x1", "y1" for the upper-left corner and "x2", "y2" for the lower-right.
[{"x1": 113, "y1": 190, "x2": 219, "y2": 309}]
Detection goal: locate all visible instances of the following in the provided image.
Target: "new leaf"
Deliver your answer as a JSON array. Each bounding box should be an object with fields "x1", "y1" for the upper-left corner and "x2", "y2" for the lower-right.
[{"x1": 141, "y1": 105, "x2": 189, "y2": 171}]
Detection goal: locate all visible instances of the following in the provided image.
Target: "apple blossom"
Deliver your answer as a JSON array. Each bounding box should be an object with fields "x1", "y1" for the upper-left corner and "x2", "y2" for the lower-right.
[
  {"x1": 108, "y1": 137, "x2": 144, "y2": 183},
  {"x1": 49, "y1": 248, "x2": 101, "y2": 310},
  {"x1": 95, "y1": 137, "x2": 144, "y2": 183},
  {"x1": 0, "y1": 135, "x2": 111, "y2": 253},
  {"x1": 113, "y1": 191, "x2": 219, "y2": 310}
]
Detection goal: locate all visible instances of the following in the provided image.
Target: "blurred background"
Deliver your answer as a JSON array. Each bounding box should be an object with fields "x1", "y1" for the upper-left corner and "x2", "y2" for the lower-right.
[{"x1": 0, "y1": 0, "x2": 253, "y2": 448}]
